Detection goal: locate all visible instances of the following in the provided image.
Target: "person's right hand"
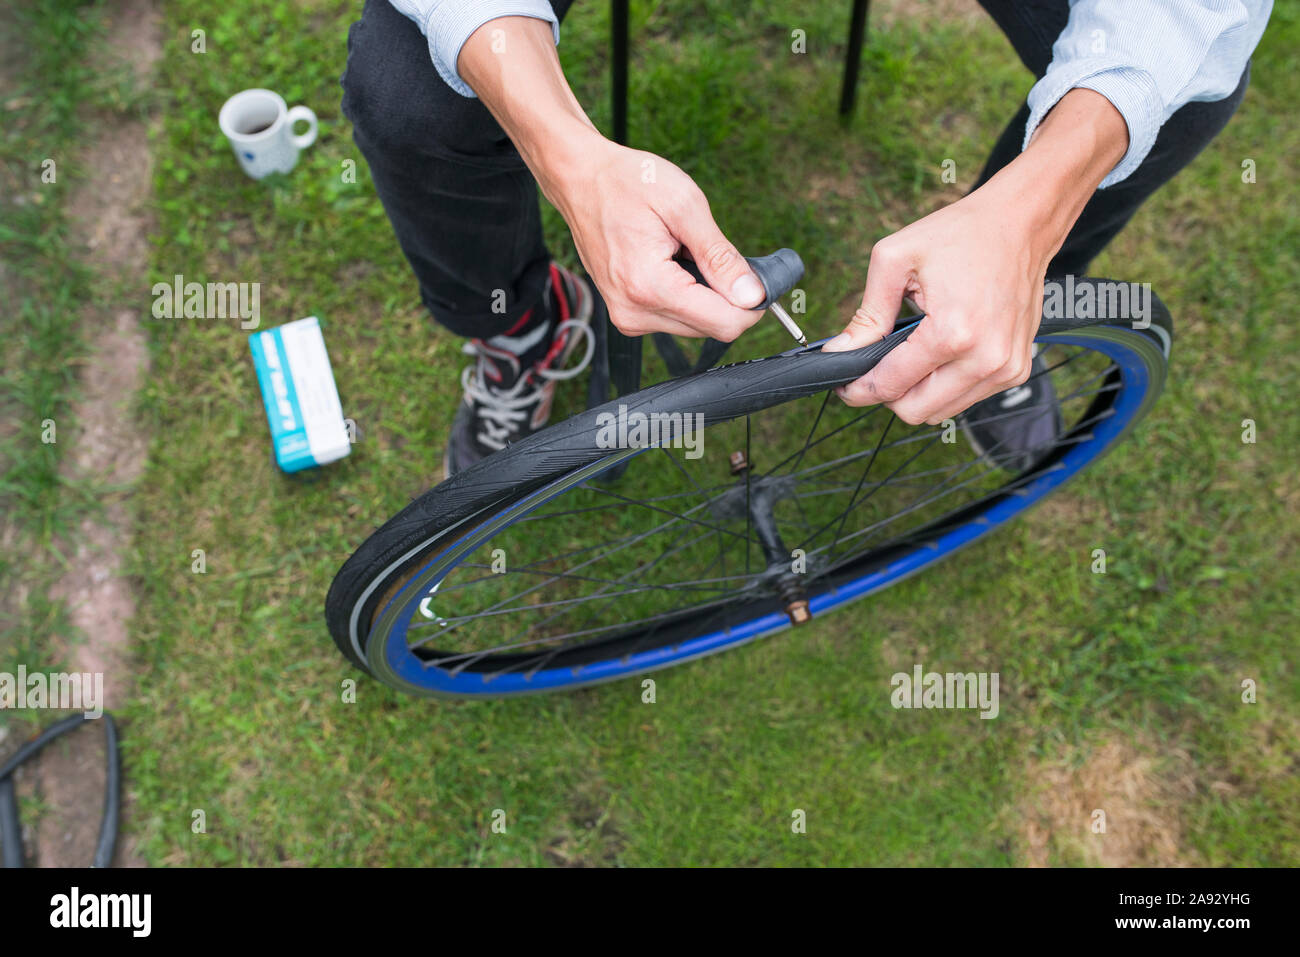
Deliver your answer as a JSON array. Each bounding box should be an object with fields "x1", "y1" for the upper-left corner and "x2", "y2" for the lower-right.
[{"x1": 544, "y1": 136, "x2": 767, "y2": 340}]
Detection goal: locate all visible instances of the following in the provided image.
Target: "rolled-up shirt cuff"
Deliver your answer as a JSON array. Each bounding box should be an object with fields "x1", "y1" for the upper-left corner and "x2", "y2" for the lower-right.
[
  {"x1": 424, "y1": 0, "x2": 560, "y2": 98},
  {"x1": 1023, "y1": 60, "x2": 1164, "y2": 189}
]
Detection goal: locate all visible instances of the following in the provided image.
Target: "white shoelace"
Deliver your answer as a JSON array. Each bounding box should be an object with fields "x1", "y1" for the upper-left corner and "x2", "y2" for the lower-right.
[{"x1": 460, "y1": 316, "x2": 595, "y2": 451}]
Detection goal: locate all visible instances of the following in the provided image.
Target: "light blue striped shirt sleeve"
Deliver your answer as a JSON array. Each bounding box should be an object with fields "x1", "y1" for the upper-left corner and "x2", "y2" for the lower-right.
[
  {"x1": 390, "y1": 0, "x2": 1273, "y2": 188},
  {"x1": 386, "y1": 0, "x2": 560, "y2": 98},
  {"x1": 1026, "y1": 0, "x2": 1273, "y2": 187}
]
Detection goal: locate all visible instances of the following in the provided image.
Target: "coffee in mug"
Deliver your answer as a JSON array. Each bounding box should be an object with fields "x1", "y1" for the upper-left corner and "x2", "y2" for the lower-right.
[{"x1": 218, "y1": 88, "x2": 318, "y2": 180}]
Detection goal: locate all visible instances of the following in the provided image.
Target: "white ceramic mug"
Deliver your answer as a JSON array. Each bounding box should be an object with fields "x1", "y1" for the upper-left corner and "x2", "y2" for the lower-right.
[{"x1": 218, "y1": 89, "x2": 318, "y2": 180}]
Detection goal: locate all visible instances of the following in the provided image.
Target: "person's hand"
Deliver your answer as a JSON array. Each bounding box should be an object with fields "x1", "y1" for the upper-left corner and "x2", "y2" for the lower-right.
[
  {"x1": 545, "y1": 135, "x2": 766, "y2": 340},
  {"x1": 821, "y1": 187, "x2": 1047, "y2": 425},
  {"x1": 458, "y1": 16, "x2": 763, "y2": 339},
  {"x1": 822, "y1": 88, "x2": 1131, "y2": 424}
]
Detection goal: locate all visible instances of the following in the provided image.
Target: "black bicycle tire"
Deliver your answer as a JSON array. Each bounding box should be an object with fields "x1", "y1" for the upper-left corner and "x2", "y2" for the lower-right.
[{"x1": 326, "y1": 280, "x2": 1172, "y2": 673}]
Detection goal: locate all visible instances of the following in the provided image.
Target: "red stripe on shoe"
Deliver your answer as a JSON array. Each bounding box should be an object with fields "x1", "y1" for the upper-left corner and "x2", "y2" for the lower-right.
[
  {"x1": 501, "y1": 306, "x2": 534, "y2": 337},
  {"x1": 550, "y1": 263, "x2": 572, "y2": 321}
]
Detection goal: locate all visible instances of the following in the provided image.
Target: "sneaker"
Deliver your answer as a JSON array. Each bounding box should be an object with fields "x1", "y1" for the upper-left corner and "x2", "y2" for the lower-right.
[
  {"x1": 959, "y1": 349, "x2": 1063, "y2": 475},
  {"x1": 443, "y1": 263, "x2": 598, "y2": 479}
]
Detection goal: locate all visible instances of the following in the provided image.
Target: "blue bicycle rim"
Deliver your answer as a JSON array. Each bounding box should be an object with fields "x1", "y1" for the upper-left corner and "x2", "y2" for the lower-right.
[{"x1": 368, "y1": 328, "x2": 1159, "y2": 696}]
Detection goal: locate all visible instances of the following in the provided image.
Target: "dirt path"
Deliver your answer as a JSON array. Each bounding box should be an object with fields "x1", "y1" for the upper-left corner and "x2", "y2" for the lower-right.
[{"x1": 25, "y1": 0, "x2": 161, "y2": 868}]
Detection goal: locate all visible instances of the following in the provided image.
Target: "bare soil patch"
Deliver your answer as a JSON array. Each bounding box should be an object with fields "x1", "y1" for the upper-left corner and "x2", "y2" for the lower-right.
[
  {"x1": 1018, "y1": 735, "x2": 1201, "y2": 866},
  {"x1": 20, "y1": 0, "x2": 161, "y2": 869}
]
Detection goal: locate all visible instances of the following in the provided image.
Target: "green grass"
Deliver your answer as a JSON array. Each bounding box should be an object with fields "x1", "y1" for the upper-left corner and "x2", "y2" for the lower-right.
[{"x1": 98, "y1": 0, "x2": 1300, "y2": 865}]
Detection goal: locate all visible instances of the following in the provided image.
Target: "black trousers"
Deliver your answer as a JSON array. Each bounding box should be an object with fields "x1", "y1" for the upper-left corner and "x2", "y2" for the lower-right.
[{"x1": 339, "y1": 0, "x2": 1249, "y2": 339}]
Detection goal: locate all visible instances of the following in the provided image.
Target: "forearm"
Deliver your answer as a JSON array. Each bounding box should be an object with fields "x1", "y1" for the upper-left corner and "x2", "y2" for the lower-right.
[
  {"x1": 978, "y1": 88, "x2": 1129, "y2": 264},
  {"x1": 457, "y1": 16, "x2": 603, "y2": 204}
]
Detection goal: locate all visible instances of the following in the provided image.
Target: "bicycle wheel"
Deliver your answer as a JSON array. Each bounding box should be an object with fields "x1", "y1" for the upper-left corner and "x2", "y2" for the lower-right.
[{"x1": 326, "y1": 279, "x2": 1171, "y2": 697}]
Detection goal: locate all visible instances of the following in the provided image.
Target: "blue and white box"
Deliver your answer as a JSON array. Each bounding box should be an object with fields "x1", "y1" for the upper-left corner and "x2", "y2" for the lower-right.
[{"x1": 249, "y1": 316, "x2": 351, "y2": 473}]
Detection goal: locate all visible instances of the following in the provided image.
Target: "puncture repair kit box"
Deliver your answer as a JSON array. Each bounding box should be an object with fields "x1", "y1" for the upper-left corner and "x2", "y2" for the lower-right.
[{"x1": 249, "y1": 316, "x2": 350, "y2": 473}]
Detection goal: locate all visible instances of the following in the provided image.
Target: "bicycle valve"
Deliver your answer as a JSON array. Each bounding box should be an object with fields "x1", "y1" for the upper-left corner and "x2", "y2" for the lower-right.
[{"x1": 768, "y1": 300, "x2": 807, "y2": 346}]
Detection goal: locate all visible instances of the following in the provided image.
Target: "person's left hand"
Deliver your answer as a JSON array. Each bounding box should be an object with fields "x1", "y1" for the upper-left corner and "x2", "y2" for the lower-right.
[
  {"x1": 822, "y1": 88, "x2": 1133, "y2": 425},
  {"x1": 821, "y1": 186, "x2": 1048, "y2": 425}
]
